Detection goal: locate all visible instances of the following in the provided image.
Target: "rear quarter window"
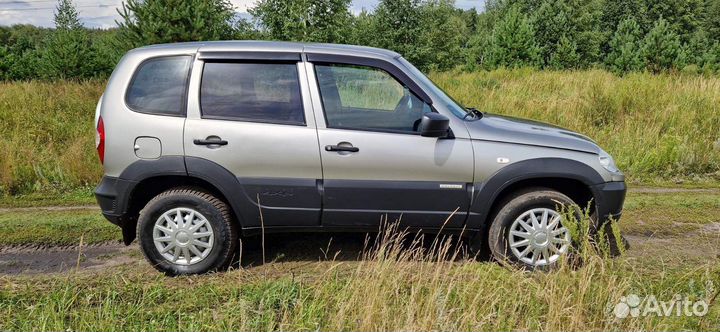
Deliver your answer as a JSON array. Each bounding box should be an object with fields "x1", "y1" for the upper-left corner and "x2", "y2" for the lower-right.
[{"x1": 126, "y1": 55, "x2": 192, "y2": 116}]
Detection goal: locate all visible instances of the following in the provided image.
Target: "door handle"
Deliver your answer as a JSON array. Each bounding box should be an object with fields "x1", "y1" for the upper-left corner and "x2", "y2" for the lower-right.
[
  {"x1": 325, "y1": 145, "x2": 359, "y2": 152},
  {"x1": 193, "y1": 137, "x2": 228, "y2": 146}
]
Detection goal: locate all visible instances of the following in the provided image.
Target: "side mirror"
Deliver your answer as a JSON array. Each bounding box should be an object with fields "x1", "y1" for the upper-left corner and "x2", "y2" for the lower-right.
[{"x1": 420, "y1": 113, "x2": 450, "y2": 138}]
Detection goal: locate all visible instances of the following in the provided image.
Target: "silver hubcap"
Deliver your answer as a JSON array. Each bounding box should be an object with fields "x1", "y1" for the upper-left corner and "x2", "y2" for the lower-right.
[
  {"x1": 508, "y1": 208, "x2": 571, "y2": 267},
  {"x1": 153, "y1": 208, "x2": 214, "y2": 265}
]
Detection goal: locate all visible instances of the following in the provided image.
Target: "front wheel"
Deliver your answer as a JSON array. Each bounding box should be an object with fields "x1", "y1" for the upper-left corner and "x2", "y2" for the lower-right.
[
  {"x1": 137, "y1": 188, "x2": 238, "y2": 275},
  {"x1": 487, "y1": 189, "x2": 580, "y2": 270}
]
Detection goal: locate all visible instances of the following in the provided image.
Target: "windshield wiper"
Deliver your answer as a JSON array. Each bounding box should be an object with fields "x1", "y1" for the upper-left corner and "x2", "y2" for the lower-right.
[{"x1": 463, "y1": 107, "x2": 484, "y2": 120}]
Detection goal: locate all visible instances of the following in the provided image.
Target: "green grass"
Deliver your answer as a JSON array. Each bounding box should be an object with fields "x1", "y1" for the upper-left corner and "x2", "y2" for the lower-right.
[
  {"x1": 1, "y1": 70, "x2": 719, "y2": 197},
  {"x1": 0, "y1": 187, "x2": 95, "y2": 208},
  {"x1": 0, "y1": 209, "x2": 118, "y2": 246}
]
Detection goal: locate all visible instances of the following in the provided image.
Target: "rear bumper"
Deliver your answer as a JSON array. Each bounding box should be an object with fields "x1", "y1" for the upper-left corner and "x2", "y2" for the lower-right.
[
  {"x1": 95, "y1": 176, "x2": 137, "y2": 244},
  {"x1": 590, "y1": 181, "x2": 626, "y2": 223}
]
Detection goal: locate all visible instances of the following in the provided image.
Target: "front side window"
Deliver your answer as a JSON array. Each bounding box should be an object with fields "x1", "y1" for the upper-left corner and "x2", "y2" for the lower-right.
[
  {"x1": 126, "y1": 56, "x2": 192, "y2": 116},
  {"x1": 315, "y1": 64, "x2": 432, "y2": 133},
  {"x1": 200, "y1": 62, "x2": 305, "y2": 125}
]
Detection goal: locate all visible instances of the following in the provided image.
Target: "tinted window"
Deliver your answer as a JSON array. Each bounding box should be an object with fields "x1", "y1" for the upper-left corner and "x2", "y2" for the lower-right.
[
  {"x1": 200, "y1": 62, "x2": 304, "y2": 125},
  {"x1": 315, "y1": 64, "x2": 431, "y2": 133},
  {"x1": 126, "y1": 56, "x2": 191, "y2": 116}
]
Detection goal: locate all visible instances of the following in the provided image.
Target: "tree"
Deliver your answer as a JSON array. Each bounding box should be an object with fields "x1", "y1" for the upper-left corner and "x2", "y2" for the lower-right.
[
  {"x1": 40, "y1": 0, "x2": 95, "y2": 79},
  {"x1": 348, "y1": 9, "x2": 375, "y2": 46},
  {"x1": 676, "y1": 29, "x2": 711, "y2": 69},
  {"x1": 371, "y1": 0, "x2": 424, "y2": 65},
  {"x1": 549, "y1": 35, "x2": 580, "y2": 69},
  {"x1": 645, "y1": 0, "x2": 705, "y2": 44},
  {"x1": 54, "y1": 0, "x2": 82, "y2": 30},
  {"x1": 642, "y1": 18, "x2": 681, "y2": 73},
  {"x1": 605, "y1": 18, "x2": 645, "y2": 74},
  {"x1": 90, "y1": 29, "x2": 125, "y2": 76},
  {"x1": 416, "y1": 0, "x2": 468, "y2": 71},
  {"x1": 700, "y1": 42, "x2": 720, "y2": 73},
  {"x1": 1, "y1": 25, "x2": 49, "y2": 80},
  {"x1": 232, "y1": 18, "x2": 262, "y2": 40},
  {"x1": 600, "y1": 0, "x2": 649, "y2": 36},
  {"x1": 485, "y1": 5, "x2": 540, "y2": 68},
  {"x1": 250, "y1": 0, "x2": 352, "y2": 43},
  {"x1": 116, "y1": 0, "x2": 236, "y2": 47},
  {"x1": 702, "y1": 0, "x2": 720, "y2": 44},
  {"x1": 531, "y1": 0, "x2": 572, "y2": 66},
  {"x1": 0, "y1": 46, "x2": 9, "y2": 80}
]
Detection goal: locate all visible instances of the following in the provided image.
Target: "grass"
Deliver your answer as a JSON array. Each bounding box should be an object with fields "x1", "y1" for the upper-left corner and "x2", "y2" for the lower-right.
[
  {"x1": 0, "y1": 209, "x2": 119, "y2": 246},
  {"x1": 0, "y1": 191, "x2": 718, "y2": 330},
  {"x1": 621, "y1": 191, "x2": 720, "y2": 237},
  {"x1": 0, "y1": 187, "x2": 95, "y2": 208},
  {"x1": 0, "y1": 81, "x2": 104, "y2": 196},
  {"x1": 1, "y1": 70, "x2": 720, "y2": 198}
]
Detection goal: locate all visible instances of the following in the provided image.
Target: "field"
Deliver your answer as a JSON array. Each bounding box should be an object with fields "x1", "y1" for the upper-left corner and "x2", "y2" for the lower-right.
[
  {"x1": 1, "y1": 69, "x2": 720, "y2": 198},
  {"x1": 0, "y1": 70, "x2": 719, "y2": 330}
]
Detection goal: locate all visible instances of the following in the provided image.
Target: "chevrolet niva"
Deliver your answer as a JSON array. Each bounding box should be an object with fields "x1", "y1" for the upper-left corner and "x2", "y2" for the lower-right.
[{"x1": 94, "y1": 41, "x2": 626, "y2": 275}]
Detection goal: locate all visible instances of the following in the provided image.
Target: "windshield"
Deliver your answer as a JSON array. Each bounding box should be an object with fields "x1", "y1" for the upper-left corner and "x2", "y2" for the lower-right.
[{"x1": 397, "y1": 57, "x2": 471, "y2": 119}]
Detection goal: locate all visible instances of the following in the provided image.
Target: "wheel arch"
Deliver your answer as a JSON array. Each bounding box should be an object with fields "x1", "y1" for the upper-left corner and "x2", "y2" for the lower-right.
[
  {"x1": 468, "y1": 157, "x2": 604, "y2": 231},
  {"x1": 113, "y1": 157, "x2": 247, "y2": 244}
]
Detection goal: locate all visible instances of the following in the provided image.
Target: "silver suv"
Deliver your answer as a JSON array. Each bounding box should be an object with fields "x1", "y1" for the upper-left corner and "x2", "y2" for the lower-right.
[{"x1": 94, "y1": 41, "x2": 626, "y2": 275}]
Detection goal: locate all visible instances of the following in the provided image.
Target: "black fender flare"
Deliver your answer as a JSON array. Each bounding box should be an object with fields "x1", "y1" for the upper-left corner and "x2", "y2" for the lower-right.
[
  {"x1": 118, "y1": 155, "x2": 187, "y2": 181},
  {"x1": 183, "y1": 156, "x2": 248, "y2": 227},
  {"x1": 111, "y1": 156, "x2": 248, "y2": 240},
  {"x1": 467, "y1": 157, "x2": 605, "y2": 230}
]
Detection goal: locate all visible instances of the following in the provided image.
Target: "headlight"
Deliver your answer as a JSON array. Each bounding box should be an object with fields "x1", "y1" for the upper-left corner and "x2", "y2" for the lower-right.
[{"x1": 598, "y1": 149, "x2": 619, "y2": 173}]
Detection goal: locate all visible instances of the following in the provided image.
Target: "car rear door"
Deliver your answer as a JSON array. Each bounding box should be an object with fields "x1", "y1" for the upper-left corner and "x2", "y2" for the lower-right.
[
  {"x1": 184, "y1": 51, "x2": 323, "y2": 228},
  {"x1": 304, "y1": 54, "x2": 474, "y2": 229}
]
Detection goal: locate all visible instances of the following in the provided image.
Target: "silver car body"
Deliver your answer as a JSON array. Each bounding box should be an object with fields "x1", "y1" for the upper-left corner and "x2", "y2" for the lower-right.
[{"x1": 95, "y1": 41, "x2": 626, "y2": 243}]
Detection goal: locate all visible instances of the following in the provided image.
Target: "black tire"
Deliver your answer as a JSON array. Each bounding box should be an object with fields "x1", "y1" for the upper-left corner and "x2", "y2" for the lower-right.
[
  {"x1": 487, "y1": 188, "x2": 581, "y2": 270},
  {"x1": 137, "y1": 187, "x2": 238, "y2": 276}
]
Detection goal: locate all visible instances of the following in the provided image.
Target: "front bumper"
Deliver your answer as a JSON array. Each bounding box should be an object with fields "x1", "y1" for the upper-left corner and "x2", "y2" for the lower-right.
[{"x1": 590, "y1": 181, "x2": 626, "y2": 223}]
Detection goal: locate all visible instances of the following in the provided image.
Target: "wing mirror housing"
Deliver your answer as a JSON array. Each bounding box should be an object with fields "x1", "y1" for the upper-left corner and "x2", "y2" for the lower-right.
[{"x1": 420, "y1": 113, "x2": 451, "y2": 138}]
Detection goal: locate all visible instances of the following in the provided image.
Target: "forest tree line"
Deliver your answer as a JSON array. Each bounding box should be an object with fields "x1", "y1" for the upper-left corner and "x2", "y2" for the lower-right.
[{"x1": 1, "y1": 0, "x2": 720, "y2": 80}]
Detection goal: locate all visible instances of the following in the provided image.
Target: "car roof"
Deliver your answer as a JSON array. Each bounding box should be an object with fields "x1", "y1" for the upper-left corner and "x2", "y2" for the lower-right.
[{"x1": 131, "y1": 40, "x2": 401, "y2": 61}]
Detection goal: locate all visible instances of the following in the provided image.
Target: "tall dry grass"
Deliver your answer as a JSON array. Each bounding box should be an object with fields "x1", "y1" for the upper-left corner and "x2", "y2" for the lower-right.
[
  {"x1": 0, "y1": 81, "x2": 104, "y2": 195},
  {"x1": 1, "y1": 70, "x2": 719, "y2": 196}
]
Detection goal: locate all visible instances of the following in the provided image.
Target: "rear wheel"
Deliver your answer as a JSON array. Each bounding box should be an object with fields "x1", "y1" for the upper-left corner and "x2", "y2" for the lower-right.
[
  {"x1": 487, "y1": 189, "x2": 580, "y2": 270},
  {"x1": 137, "y1": 188, "x2": 237, "y2": 275}
]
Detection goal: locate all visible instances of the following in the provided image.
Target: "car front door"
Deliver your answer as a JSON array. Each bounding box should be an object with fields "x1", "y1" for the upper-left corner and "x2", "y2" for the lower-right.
[
  {"x1": 305, "y1": 56, "x2": 474, "y2": 229},
  {"x1": 184, "y1": 52, "x2": 323, "y2": 228}
]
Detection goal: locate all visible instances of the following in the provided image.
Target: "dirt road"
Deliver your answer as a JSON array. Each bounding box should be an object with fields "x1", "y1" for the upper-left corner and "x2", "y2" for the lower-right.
[
  {"x1": 2, "y1": 227, "x2": 719, "y2": 276},
  {"x1": 1, "y1": 186, "x2": 718, "y2": 275}
]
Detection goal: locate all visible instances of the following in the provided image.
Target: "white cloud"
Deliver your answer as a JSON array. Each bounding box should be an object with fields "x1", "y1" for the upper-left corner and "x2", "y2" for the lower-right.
[{"x1": 0, "y1": 0, "x2": 481, "y2": 29}]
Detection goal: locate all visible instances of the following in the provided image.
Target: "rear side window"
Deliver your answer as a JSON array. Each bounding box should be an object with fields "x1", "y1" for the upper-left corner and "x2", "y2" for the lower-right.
[
  {"x1": 126, "y1": 56, "x2": 192, "y2": 116},
  {"x1": 200, "y1": 62, "x2": 305, "y2": 125}
]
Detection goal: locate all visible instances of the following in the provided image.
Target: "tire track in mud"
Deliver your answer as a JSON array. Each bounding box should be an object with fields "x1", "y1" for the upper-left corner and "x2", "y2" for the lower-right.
[{"x1": 0, "y1": 241, "x2": 141, "y2": 275}]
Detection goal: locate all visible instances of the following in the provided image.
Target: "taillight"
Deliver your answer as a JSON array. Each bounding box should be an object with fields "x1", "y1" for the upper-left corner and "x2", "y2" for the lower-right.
[{"x1": 96, "y1": 116, "x2": 105, "y2": 164}]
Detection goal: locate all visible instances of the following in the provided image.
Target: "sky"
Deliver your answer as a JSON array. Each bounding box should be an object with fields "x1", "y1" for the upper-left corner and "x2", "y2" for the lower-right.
[{"x1": 0, "y1": 0, "x2": 483, "y2": 29}]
